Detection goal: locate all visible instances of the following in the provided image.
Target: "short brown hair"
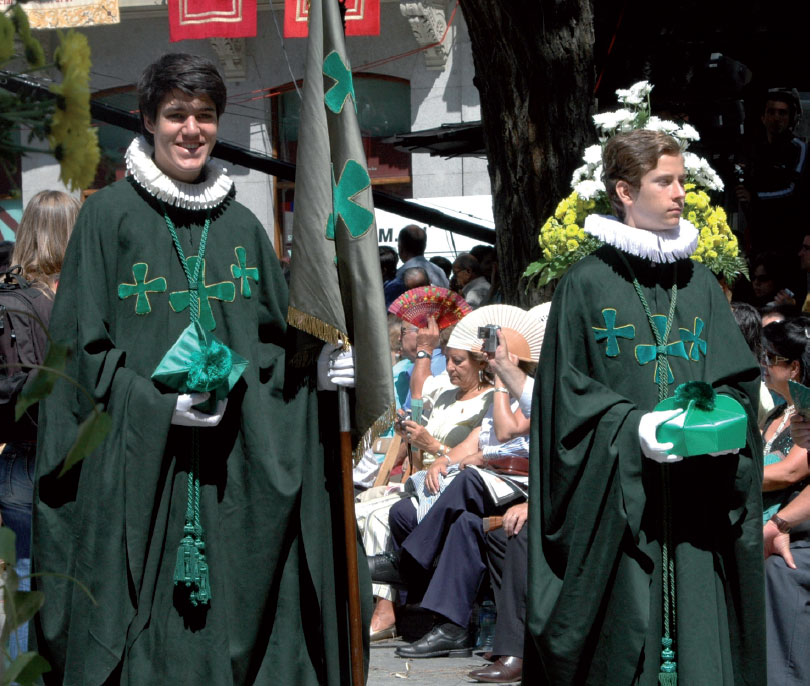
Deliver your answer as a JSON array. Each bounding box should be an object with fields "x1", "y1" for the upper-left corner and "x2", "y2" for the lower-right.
[{"x1": 602, "y1": 130, "x2": 681, "y2": 218}]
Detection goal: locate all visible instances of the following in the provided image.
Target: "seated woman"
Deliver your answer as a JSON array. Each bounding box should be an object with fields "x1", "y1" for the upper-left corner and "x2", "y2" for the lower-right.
[
  {"x1": 358, "y1": 336, "x2": 494, "y2": 640},
  {"x1": 760, "y1": 316, "x2": 810, "y2": 686}
]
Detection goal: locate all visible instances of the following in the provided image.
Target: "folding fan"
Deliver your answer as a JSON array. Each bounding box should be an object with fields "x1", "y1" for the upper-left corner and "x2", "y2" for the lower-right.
[
  {"x1": 388, "y1": 286, "x2": 472, "y2": 330},
  {"x1": 446, "y1": 304, "x2": 546, "y2": 362},
  {"x1": 527, "y1": 302, "x2": 552, "y2": 349}
]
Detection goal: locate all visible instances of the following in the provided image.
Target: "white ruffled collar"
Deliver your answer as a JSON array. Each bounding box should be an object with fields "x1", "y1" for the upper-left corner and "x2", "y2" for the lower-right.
[
  {"x1": 125, "y1": 136, "x2": 233, "y2": 210},
  {"x1": 584, "y1": 214, "x2": 698, "y2": 264}
]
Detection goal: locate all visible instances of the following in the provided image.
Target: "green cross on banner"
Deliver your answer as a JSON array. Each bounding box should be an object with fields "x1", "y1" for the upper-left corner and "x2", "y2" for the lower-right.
[
  {"x1": 231, "y1": 246, "x2": 260, "y2": 298},
  {"x1": 679, "y1": 317, "x2": 707, "y2": 361},
  {"x1": 592, "y1": 308, "x2": 635, "y2": 357},
  {"x1": 169, "y1": 256, "x2": 235, "y2": 331},
  {"x1": 323, "y1": 50, "x2": 356, "y2": 114},
  {"x1": 118, "y1": 262, "x2": 167, "y2": 315},
  {"x1": 326, "y1": 160, "x2": 374, "y2": 240},
  {"x1": 635, "y1": 314, "x2": 689, "y2": 384}
]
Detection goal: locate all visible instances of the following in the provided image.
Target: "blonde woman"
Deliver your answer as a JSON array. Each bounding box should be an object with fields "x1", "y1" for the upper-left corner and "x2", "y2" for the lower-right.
[{"x1": 0, "y1": 190, "x2": 79, "y2": 657}]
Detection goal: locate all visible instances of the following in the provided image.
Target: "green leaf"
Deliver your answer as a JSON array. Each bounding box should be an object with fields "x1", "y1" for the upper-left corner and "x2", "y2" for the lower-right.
[
  {"x1": 0, "y1": 527, "x2": 16, "y2": 566},
  {"x1": 3, "y1": 651, "x2": 51, "y2": 686},
  {"x1": 521, "y1": 261, "x2": 544, "y2": 279},
  {"x1": 14, "y1": 342, "x2": 69, "y2": 420},
  {"x1": 59, "y1": 407, "x2": 111, "y2": 477},
  {"x1": 2, "y1": 590, "x2": 44, "y2": 645}
]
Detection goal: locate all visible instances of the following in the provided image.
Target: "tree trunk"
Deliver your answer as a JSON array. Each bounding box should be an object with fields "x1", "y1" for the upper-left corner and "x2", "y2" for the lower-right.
[{"x1": 459, "y1": 0, "x2": 595, "y2": 305}]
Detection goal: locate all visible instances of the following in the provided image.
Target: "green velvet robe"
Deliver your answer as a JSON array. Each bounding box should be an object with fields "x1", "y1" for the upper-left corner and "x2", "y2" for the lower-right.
[
  {"x1": 32, "y1": 177, "x2": 370, "y2": 685},
  {"x1": 524, "y1": 246, "x2": 766, "y2": 685}
]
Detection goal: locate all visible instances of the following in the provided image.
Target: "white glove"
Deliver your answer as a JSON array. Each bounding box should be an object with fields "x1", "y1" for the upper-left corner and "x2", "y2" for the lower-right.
[
  {"x1": 709, "y1": 448, "x2": 741, "y2": 457},
  {"x1": 172, "y1": 392, "x2": 228, "y2": 427},
  {"x1": 317, "y1": 343, "x2": 355, "y2": 390},
  {"x1": 638, "y1": 409, "x2": 683, "y2": 464}
]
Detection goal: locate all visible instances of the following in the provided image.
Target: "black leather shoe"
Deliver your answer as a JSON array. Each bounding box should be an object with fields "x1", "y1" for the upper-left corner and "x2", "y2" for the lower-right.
[
  {"x1": 368, "y1": 552, "x2": 405, "y2": 586},
  {"x1": 468, "y1": 655, "x2": 523, "y2": 682},
  {"x1": 394, "y1": 622, "x2": 472, "y2": 658}
]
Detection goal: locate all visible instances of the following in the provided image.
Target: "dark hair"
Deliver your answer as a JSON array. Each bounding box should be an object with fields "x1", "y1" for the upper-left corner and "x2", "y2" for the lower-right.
[
  {"x1": 397, "y1": 225, "x2": 427, "y2": 256},
  {"x1": 469, "y1": 245, "x2": 496, "y2": 263},
  {"x1": 137, "y1": 54, "x2": 227, "y2": 142},
  {"x1": 760, "y1": 301, "x2": 799, "y2": 320},
  {"x1": 731, "y1": 302, "x2": 763, "y2": 361},
  {"x1": 379, "y1": 245, "x2": 398, "y2": 280},
  {"x1": 763, "y1": 316, "x2": 810, "y2": 385},
  {"x1": 429, "y1": 255, "x2": 452, "y2": 278},
  {"x1": 602, "y1": 129, "x2": 682, "y2": 218},
  {"x1": 751, "y1": 252, "x2": 785, "y2": 283}
]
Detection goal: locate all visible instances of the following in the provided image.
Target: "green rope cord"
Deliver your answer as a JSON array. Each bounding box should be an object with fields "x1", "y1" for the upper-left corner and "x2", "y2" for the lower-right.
[
  {"x1": 615, "y1": 251, "x2": 679, "y2": 683},
  {"x1": 161, "y1": 201, "x2": 213, "y2": 606}
]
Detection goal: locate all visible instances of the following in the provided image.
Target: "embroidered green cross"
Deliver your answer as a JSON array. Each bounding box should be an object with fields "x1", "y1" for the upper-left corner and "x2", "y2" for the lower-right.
[
  {"x1": 592, "y1": 308, "x2": 635, "y2": 357},
  {"x1": 635, "y1": 314, "x2": 689, "y2": 384},
  {"x1": 169, "y1": 256, "x2": 235, "y2": 331},
  {"x1": 323, "y1": 50, "x2": 356, "y2": 114},
  {"x1": 230, "y1": 246, "x2": 259, "y2": 299},
  {"x1": 325, "y1": 160, "x2": 374, "y2": 240},
  {"x1": 118, "y1": 263, "x2": 167, "y2": 315},
  {"x1": 679, "y1": 317, "x2": 707, "y2": 361}
]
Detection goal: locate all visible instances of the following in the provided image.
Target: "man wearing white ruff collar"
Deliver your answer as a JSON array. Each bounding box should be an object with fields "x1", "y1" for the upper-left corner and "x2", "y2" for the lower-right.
[
  {"x1": 525, "y1": 129, "x2": 766, "y2": 685},
  {"x1": 32, "y1": 53, "x2": 360, "y2": 685}
]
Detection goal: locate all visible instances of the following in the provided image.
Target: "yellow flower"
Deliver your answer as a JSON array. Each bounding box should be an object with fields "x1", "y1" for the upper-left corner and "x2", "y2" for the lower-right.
[
  {"x1": 566, "y1": 239, "x2": 579, "y2": 252},
  {"x1": 706, "y1": 250, "x2": 718, "y2": 259},
  {"x1": 554, "y1": 198, "x2": 569, "y2": 220},
  {"x1": 692, "y1": 255, "x2": 703, "y2": 263},
  {"x1": 685, "y1": 191, "x2": 697, "y2": 205},
  {"x1": 566, "y1": 224, "x2": 580, "y2": 238},
  {"x1": 24, "y1": 36, "x2": 45, "y2": 68},
  {"x1": 57, "y1": 126, "x2": 99, "y2": 191},
  {"x1": 563, "y1": 210, "x2": 576, "y2": 225},
  {"x1": 543, "y1": 248, "x2": 552, "y2": 260},
  {"x1": 700, "y1": 227, "x2": 711, "y2": 239},
  {"x1": 0, "y1": 14, "x2": 14, "y2": 62},
  {"x1": 55, "y1": 30, "x2": 91, "y2": 80},
  {"x1": 684, "y1": 182, "x2": 696, "y2": 191},
  {"x1": 687, "y1": 211, "x2": 697, "y2": 223}
]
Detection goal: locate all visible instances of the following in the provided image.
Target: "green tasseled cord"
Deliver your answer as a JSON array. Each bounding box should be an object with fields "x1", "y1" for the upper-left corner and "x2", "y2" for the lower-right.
[
  {"x1": 162, "y1": 201, "x2": 213, "y2": 606},
  {"x1": 617, "y1": 251, "x2": 679, "y2": 685}
]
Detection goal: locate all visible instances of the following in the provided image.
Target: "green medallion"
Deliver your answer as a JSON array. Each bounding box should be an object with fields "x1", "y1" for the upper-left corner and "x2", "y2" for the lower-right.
[
  {"x1": 231, "y1": 246, "x2": 260, "y2": 299},
  {"x1": 118, "y1": 263, "x2": 167, "y2": 315},
  {"x1": 679, "y1": 317, "x2": 707, "y2": 361},
  {"x1": 592, "y1": 308, "x2": 635, "y2": 357},
  {"x1": 325, "y1": 160, "x2": 374, "y2": 240},
  {"x1": 634, "y1": 314, "x2": 689, "y2": 384},
  {"x1": 169, "y1": 256, "x2": 235, "y2": 331},
  {"x1": 323, "y1": 50, "x2": 356, "y2": 114}
]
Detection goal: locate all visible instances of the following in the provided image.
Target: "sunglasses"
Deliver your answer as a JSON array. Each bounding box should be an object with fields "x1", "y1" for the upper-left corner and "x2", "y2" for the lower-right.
[{"x1": 761, "y1": 352, "x2": 790, "y2": 366}]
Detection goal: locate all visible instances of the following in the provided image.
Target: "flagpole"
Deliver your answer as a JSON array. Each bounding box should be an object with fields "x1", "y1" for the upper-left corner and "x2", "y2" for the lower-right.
[{"x1": 337, "y1": 386, "x2": 365, "y2": 685}]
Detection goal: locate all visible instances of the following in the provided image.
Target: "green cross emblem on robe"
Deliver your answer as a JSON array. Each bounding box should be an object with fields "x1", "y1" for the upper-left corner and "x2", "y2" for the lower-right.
[
  {"x1": 592, "y1": 308, "x2": 635, "y2": 357},
  {"x1": 230, "y1": 246, "x2": 259, "y2": 299},
  {"x1": 679, "y1": 317, "x2": 707, "y2": 361},
  {"x1": 634, "y1": 314, "x2": 689, "y2": 384},
  {"x1": 118, "y1": 262, "x2": 167, "y2": 315},
  {"x1": 323, "y1": 50, "x2": 356, "y2": 114},
  {"x1": 325, "y1": 160, "x2": 374, "y2": 240},
  {"x1": 169, "y1": 256, "x2": 235, "y2": 331}
]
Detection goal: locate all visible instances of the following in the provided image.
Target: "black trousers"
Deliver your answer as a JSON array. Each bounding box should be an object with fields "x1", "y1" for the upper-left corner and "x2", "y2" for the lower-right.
[
  {"x1": 389, "y1": 469, "x2": 517, "y2": 629},
  {"x1": 486, "y1": 526, "x2": 528, "y2": 658}
]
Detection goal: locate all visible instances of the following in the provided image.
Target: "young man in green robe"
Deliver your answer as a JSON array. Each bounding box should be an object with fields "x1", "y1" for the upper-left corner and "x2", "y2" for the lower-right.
[
  {"x1": 524, "y1": 130, "x2": 766, "y2": 685},
  {"x1": 32, "y1": 53, "x2": 368, "y2": 685}
]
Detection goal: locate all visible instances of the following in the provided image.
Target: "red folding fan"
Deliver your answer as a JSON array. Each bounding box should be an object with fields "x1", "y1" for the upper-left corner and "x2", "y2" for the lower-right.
[{"x1": 388, "y1": 286, "x2": 472, "y2": 330}]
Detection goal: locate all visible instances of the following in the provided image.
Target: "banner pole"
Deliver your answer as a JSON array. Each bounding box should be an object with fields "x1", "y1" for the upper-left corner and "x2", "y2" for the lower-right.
[{"x1": 338, "y1": 386, "x2": 365, "y2": 685}]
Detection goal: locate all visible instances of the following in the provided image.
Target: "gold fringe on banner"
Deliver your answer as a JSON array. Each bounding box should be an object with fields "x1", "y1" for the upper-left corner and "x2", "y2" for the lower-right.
[
  {"x1": 353, "y1": 402, "x2": 398, "y2": 464},
  {"x1": 287, "y1": 306, "x2": 350, "y2": 350}
]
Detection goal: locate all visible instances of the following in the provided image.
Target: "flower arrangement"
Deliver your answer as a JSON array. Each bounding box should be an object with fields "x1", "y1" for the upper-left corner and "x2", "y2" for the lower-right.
[
  {"x1": 523, "y1": 81, "x2": 747, "y2": 288},
  {"x1": 0, "y1": 5, "x2": 99, "y2": 192}
]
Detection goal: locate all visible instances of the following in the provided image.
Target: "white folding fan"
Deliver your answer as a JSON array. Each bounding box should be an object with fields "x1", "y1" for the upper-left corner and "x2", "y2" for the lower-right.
[{"x1": 446, "y1": 304, "x2": 547, "y2": 362}]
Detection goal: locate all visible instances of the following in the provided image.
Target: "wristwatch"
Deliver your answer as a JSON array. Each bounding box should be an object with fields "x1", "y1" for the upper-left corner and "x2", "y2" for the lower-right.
[
  {"x1": 416, "y1": 350, "x2": 431, "y2": 359},
  {"x1": 769, "y1": 514, "x2": 792, "y2": 534}
]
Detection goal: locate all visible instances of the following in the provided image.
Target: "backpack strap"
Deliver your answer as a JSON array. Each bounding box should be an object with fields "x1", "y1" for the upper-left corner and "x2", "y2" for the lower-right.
[{"x1": 0, "y1": 265, "x2": 31, "y2": 290}]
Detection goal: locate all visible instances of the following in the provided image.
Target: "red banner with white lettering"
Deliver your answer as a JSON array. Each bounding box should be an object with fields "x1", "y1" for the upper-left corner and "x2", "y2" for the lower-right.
[
  {"x1": 169, "y1": 0, "x2": 256, "y2": 41},
  {"x1": 284, "y1": 0, "x2": 379, "y2": 38}
]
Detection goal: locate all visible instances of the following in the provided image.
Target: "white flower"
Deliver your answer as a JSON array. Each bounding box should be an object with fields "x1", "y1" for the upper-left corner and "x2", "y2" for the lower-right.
[
  {"x1": 583, "y1": 144, "x2": 603, "y2": 165},
  {"x1": 676, "y1": 122, "x2": 700, "y2": 142},
  {"x1": 629, "y1": 80, "x2": 654, "y2": 99},
  {"x1": 683, "y1": 151, "x2": 724, "y2": 192},
  {"x1": 615, "y1": 81, "x2": 653, "y2": 107},
  {"x1": 644, "y1": 116, "x2": 680, "y2": 136},
  {"x1": 593, "y1": 109, "x2": 636, "y2": 134},
  {"x1": 574, "y1": 179, "x2": 604, "y2": 200}
]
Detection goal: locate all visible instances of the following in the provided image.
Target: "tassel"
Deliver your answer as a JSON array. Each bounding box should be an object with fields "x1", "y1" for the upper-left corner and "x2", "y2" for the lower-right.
[
  {"x1": 173, "y1": 524, "x2": 198, "y2": 588},
  {"x1": 659, "y1": 637, "x2": 677, "y2": 685}
]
